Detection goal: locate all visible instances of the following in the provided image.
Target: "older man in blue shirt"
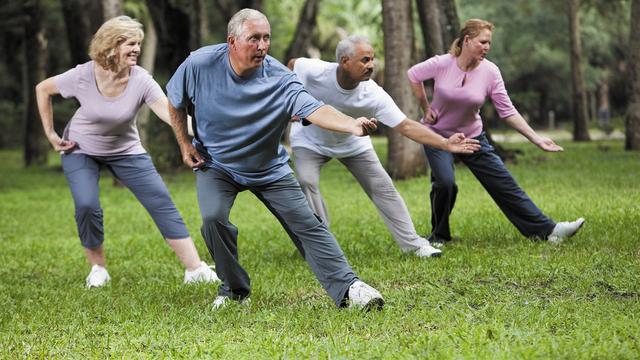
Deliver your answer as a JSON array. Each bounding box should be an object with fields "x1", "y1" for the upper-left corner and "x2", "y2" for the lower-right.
[{"x1": 167, "y1": 9, "x2": 384, "y2": 311}]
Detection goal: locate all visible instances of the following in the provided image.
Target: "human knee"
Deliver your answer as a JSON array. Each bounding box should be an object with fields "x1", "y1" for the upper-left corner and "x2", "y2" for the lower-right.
[
  {"x1": 201, "y1": 208, "x2": 229, "y2": 227},
  {"x1": 74, "y1": 199, "x2": 101, "y2": 219},
  {"x1": 433, "y1": 179, "x2": 458, "y2": 194},
  {"x1": 296, "y1": 173, "x2": 319, "y2": 192}
]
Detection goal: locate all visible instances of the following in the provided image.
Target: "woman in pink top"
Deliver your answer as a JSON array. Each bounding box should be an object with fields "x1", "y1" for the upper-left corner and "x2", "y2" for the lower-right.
[
  {"x1": 36, "y1": 16, "x2": 218, "y2": 288},
  {"x1": 408, "y1": 19, "x2": 584, "y2": 245}
]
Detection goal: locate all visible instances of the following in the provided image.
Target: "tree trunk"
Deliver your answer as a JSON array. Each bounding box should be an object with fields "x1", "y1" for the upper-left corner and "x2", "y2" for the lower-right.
[
  {"x1": 60, "y1": 0, "x2": 104, "y2": 65},
  {"x1": 567, "y1": 0, "x2": 591, "y2": 141},
  {"x1": 137, "y1": 14, "x2": 157, "y2": 149},
  {"x1": 213, "y1": 0, "x2": 265, "y2": 24},
  {"x1": 415, "y1": 0, "x2": 445, "y2": 59},
  {"x1": 22, "y1": 0, "x2": 48, "y2": 167},
  {"x1": 626, "y1": 0, "x2": 640, "y2": 150},
  {"x1": 381, "y1": 0, "x2": 427, "y2": 180},
  {"x1": 102, "y1": 0, "x2": 123, "y2": 20},
  {"x1": 146, "y1": 0, "x2": 201, "y2": 72},
  {"x1": 146, "y1": 0, "x2": 202, "y2": 170},
  {"x1": 438, "y1": 0, "x2": 460, "y2": 50},
  {"x1": 283, "y1": 0, "x2": 321, "y2": 64}
]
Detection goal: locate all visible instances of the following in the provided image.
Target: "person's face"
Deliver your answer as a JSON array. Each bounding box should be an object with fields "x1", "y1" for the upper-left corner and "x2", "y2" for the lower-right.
[
  {"x1": 463, "y1": 29, "x2": 492, "y2": 62},
  {"x1": 342, "y1": 43, "x2": 375, "y2": 82},
  {"x1": 229, "y1": 19, "x2": 271, "y2": 72},
  {"x1": 117, "y1": 36, "x2": 142, "y2": 69}
]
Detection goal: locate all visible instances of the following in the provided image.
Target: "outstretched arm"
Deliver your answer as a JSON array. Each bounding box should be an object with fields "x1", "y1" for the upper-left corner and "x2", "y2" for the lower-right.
[
  {"x1": 169, "y1": 100, "x2": 205, "y2": 168},
  {"x1": 305, "y1": 105, "x2": 378, "y2": 137},
  {"x1": 394, "y1": 118, "x2": 480, "y2": 154},
  {"x1": 36, "y1": 77, "x2": 77, "y2": 152},
  {"x1": 149, "y1": 96, "x2": 194, "y2": 136},
  {"x1": 504, "y1": 113, "x2": 564, "y2": 152}
]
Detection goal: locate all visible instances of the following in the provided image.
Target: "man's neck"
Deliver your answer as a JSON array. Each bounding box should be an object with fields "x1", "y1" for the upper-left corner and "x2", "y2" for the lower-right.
[
  {"x1": 229, "y1": 54, "x2": 258, "y2": 77},
  {"x1": 336, "y1": 66, "x2": 359, "y2": 90}
]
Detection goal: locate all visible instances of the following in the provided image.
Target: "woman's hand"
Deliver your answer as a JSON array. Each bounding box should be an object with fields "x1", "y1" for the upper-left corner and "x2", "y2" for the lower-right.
[
  {"x1": 422, "y1": 107, "x2": 438, "y2": 125},
  {"x1": 47, "y1": 133, "x2": 77, "y2": 152},
  {"x1": 535, "y1": 137, "x2": 564, "y2": 152}
]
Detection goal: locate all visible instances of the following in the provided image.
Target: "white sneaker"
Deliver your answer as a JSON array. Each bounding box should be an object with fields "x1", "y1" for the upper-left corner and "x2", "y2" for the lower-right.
[
  {"x1": 184, "y1": 261, "x2": 220, "y2": 284},
  {"x1": 548, "y1": 218, "x2": 585, "y2": 244},
  {"x1": 86, "y1": 264, "x2": 110, "y2": 288},
  {"x1": 212, "y1": 295, "x2": 250, "y2": 311},
  {"x1": 415, "y1": 244, "x2": 443, "y2": 258},
  {"x1": 348, "y1": 281, "x2": 385, "y2": 311}
]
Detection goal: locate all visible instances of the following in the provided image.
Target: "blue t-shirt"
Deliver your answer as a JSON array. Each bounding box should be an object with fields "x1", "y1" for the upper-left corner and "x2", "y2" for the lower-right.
[{"x1": 166, "y1": 43, "x2": 324, "y2": 186}]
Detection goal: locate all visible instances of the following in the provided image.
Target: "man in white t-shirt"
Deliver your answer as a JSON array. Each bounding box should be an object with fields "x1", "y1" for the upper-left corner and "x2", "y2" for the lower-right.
[{"x1": 287, "y1": 35, "x2": 479, "y2": 258}]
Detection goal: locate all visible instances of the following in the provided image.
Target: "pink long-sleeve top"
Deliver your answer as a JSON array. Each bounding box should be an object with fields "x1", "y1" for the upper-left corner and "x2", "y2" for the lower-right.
[{"x1": 407, "y1": 54, "x2": 517, "y2": 138}]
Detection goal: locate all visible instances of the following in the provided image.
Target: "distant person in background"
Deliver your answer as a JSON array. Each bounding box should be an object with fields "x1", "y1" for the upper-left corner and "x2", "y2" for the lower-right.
[
  {"x1": 407, "y1": 19, "x2": 584, "y2": 245},
  {"x1": 36, "y1": 16, "x2": 218, "y2": 288},
  {"x1": 287, "y1": 35, "x2": 480, "y2": 259}
]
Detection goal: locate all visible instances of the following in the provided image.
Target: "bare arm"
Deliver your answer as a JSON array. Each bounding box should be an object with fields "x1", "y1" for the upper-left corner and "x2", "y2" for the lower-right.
[
  {"x1": 394, "y1": 118, "x2": 480, "y2": 154},
  {"x1": 305, "y1": 105, "x2": 377, "y2": 136},
  {"x1": 35, "y1": 77, "x2": 76, "y2": 152},
  {"x1": 168, "y1": 100, "x2": 205, "y2": 168},
  {"x1": 149, "y1": 97, "x2": 194, "y2": 136},
  {"x1": 286, "y1": 58, "x2": 297, "y2": 71},
  {"x1": 409, "y1": 80, "x2": 437, "y2": 124},
  {"x1": 503, "y1": 113, "x2": 564, "y2": 152}
]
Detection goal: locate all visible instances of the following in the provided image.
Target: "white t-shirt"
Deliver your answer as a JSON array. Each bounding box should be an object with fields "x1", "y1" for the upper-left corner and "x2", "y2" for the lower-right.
[{"x1": 291, "y1": 58, "x2": 406, "y2": 158}]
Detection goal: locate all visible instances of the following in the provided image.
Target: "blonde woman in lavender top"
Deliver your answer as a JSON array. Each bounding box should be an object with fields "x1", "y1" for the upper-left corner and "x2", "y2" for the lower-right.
[
  {"x1": 407, "y1": 19, "x2": 584, "y2": 245},
  {"x1": 36, "y1": 16, "x2": 218, "y2": 288}
]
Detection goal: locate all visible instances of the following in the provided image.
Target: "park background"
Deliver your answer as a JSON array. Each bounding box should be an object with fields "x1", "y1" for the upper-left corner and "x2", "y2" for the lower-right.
[{"x1": 1, "y1": 0, "x2": 639, "y2": 358}]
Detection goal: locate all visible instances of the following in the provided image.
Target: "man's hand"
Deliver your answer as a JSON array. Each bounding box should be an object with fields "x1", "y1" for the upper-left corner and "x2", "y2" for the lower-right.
[
  {"x1": 352, "y1": 117, "x2": 378, "y2": 136},
  {"x1": 536, "y1": 137, "x2": 564, "y2": 152},
  {"x1": 445, "y1": 133, "x2": 481, "y2": 154},
  {"x1": 422, "y1": 107, "x2": 438, "y2": 125},
  {"x1": 180, "y1": 143, "x2": 205, "y2": 169}
]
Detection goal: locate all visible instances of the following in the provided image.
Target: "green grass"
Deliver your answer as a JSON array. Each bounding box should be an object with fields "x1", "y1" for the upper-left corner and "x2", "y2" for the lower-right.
[{"x1": 1, "y1": 138, "x2": 639, "y2": 359}]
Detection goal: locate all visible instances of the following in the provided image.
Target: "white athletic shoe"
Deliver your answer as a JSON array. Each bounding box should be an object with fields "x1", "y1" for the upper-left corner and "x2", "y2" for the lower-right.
[
  {"x1": 348, "y1": 281, "x2": 385, "y2": 311},
  {"x1": 415, "y1": 244, "x2": 443, "y2": 258},
  {"x1": 86, "y1": 264, "x2": 110, "y2": 288},
  {"x1": 212, "y1": 295, "x2": 250, "y2": 311},
  {"x1": 548, "y1": 218, "x2": 585, "y2": 244},
  {"x1": 184, "y1": 261, "x2": 220, "y2": 284}
]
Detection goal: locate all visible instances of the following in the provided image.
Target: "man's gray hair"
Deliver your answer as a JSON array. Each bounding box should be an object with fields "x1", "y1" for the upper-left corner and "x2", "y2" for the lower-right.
[
  {"x1": 227, "y1": 8, "x2": 269, "y2": 38},
  {"x1": 335, "y1": 35, "x2": 371, "y2": 62}
]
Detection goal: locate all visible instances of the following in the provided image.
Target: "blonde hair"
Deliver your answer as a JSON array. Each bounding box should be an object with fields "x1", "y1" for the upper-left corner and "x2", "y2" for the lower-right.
[
  {"x1": 89, "y1": 16, "x2": 144, "y2": 72},
  {"x1": 448, "y1": 19, "x2": 495, "y2": 57}
]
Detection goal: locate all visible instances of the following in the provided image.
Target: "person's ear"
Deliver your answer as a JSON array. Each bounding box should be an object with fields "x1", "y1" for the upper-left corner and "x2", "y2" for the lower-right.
[{"x1": 228, "y1": 36, "x2": 236, "y2": 50}]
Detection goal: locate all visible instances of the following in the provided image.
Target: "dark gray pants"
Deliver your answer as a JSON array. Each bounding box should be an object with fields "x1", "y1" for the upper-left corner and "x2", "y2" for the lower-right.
[
  {"x1": 61, "y1": 153, "x2": 190, "y2": 249},
  {"x1": 422, "y1": 132, "x2": 556, "y2": 241},
  {"x1": 196, "y1": 168, "x2": 358, "y2": 307}
]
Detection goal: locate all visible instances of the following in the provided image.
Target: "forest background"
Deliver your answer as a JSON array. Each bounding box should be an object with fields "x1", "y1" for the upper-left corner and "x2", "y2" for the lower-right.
[{"x1": 1, "y1": 0, "x2": 639, "y2": 176}]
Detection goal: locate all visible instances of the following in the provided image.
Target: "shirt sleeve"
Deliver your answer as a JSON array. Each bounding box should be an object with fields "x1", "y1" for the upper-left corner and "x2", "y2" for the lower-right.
[
  {"x1": 139, "y1": 72, "x2": 165, "y2": 106},
  {"x1": 407, "y1": 55, "x2": 442, "y2": 83},
  {"x1": 292, "y1": 58, "x2": 313, "y2": 85},
  {"x1": 488, "y1": 66, "x2": 518, "y2": 119},
  {"x1": 283, "y1": 73, "x2": 324, "y2": 119},
  {"x1": 54, "y1": 67, "x2": 79, "y2": 99},
  {"x1": 374, "y1": 87, "x2": 406, "y2": 128},
  {"x1": 166, "y1": 59, "x2": 195, "y2": 109}
]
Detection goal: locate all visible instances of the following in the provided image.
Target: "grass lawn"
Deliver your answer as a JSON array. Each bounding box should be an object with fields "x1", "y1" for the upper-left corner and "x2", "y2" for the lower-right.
[{"x1": 0, "y1": 137, "x2": 639, "y2": 359}]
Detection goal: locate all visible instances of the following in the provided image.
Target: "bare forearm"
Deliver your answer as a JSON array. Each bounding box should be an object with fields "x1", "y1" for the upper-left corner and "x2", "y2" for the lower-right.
[
  {"x1": 305, "y1": 105, "x2": 358, "y2": 133},
  {"x1": 504, "y1": 113, "x2": 542, "y2": 145},
  {"x1": 169, "y1": 103, "x2": 191, "y2": 147},
  {"x1": 395, "y1": 119, "x2": 447, "y2": 150},
  {"x1": 410, "y1": 81, "x2": 430, "y2": 112}
]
